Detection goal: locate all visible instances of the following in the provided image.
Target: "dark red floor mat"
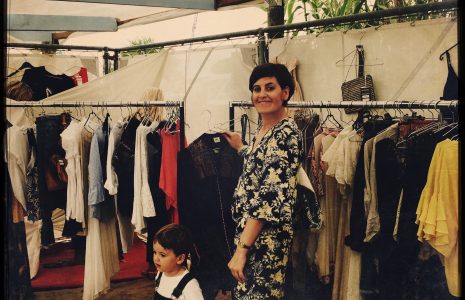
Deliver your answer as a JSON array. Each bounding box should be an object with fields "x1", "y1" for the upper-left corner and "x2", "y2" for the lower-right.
[{"x1": 31, "y1": 235, "x2": 147, "y2": 291}]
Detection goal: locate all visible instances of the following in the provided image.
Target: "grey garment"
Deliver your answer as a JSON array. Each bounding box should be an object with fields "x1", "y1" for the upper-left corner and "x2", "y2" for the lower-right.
[{"x1": 88, "y1": 125, "x2": 116, "y2": 221}]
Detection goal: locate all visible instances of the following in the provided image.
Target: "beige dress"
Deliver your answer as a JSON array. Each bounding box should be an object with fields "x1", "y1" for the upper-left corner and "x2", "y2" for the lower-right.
[{"x1": 322, "y1": 126, "x2": 363, "y2": 300}]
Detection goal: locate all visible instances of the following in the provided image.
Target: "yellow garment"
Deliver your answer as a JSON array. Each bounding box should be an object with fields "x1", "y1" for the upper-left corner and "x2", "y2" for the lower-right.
[{"x1": 416, "y1": 139, "x2": 460, "y2": 297}]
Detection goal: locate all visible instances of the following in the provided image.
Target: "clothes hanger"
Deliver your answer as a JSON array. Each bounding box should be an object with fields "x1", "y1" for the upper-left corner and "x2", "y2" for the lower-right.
[
  {"x1": 320, "y1": 105, "x2": 342, "y2": 129},
  {"x1": 439, "y1": 41, "x2": 459, "y2": 61},
  {"x1": 338, "y1": 106, "x2": 351, "y2": 127}
]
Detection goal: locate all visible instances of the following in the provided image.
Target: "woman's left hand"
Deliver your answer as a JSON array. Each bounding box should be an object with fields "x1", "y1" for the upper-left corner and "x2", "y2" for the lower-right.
[{"x1": 228, "y1": 248, "x2": 248, "y2": 283}]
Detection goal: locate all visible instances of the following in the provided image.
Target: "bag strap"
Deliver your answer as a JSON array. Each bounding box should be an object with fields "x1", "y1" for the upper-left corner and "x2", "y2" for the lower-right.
[
  {"x1": 171, "y1": 272, "x2": 195, "y2": 299},
  {"x1": 356, "y1": 45, "x2": 365, "y2": 78}
]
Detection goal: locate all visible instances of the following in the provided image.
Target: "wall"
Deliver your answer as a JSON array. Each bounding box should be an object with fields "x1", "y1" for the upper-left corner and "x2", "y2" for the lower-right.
[{"x1": 269, "y1": 17, "x2": 458, "y2": 119}]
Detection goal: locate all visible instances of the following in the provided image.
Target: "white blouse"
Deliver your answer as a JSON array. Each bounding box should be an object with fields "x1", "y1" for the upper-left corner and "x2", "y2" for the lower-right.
[
  {"x1": 132, "y1": 121, "x2": 158, "y2": 233},
  {"x1": 61, "y1": 119, "x2": 86, "y2": 225}
]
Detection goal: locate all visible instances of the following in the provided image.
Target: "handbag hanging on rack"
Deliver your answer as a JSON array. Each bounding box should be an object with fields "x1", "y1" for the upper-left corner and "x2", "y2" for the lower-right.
[{"x1": 341, "y1": 45, "x2": 376, "y2": 114}]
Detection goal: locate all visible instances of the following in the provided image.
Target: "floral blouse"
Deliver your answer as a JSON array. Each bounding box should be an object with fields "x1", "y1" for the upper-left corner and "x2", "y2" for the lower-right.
[{"x1": 231, "y1": 117, "x2": 303, "y2": 299}]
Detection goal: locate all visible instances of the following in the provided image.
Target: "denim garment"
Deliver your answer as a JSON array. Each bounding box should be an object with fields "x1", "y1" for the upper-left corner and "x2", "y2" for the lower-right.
[{"x1": 88, "y1": 124, "x2": 116, "y2": 221}]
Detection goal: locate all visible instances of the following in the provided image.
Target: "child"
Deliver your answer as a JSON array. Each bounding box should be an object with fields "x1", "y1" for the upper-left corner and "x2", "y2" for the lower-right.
[{"x1": 153, "y1": 224, "x2": 204, "y2": 300}]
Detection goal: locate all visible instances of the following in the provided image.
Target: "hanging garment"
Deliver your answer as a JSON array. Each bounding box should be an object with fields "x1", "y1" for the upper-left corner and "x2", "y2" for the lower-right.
[
  {"x1": 367, "y1": 138, "x2": 404, "y2": 299},
  {"x1": 21, "y1": 66, "x2": 75, "y2": 101},
  {"x1": 365, "y1": 123, "x2": 399, "y2": 242},
  {"x1": 294, "y1": 112, "x2": 320, "y2": 174},
  {"x1": 401, "y1": 243, "x2": 457, "y2": 300},
  {"x1": 144, "y1": 128, "x2": 169, "y2": 265},
  {"x1": 105, "y1": 120, "x2": 134, "y2": 253},
  {"x1": 440, "y1": 52, "x2": 459, "y2": 120},
  {"x1": 416, "y1": 139, "x2": 460, "y2": 297},
  {"x1": 82, "y1": 212, "x2": 119, "y2": 300},
  {"x1": 6, "y1": 125, "x2": 31, "y2": 211},
  {"x1": 61, "y1": 119, "x2": 86, "y2": 226},
  {"x1": 70, "y1": 67, "x2": 89, "y2": 86},
  {"x1": 5, "y1": 162, "x2": 33, "y2": 299},
  {"x1": 88, "y1": 121, "x2": 116, "y2": 222},
  {"x1": 104, "y1": 120, "x2": 126, "y2": 196},
  {"x1": 178, "y1": 132, "x2": 243, "y2": 298},
  {"x1": 159, "y1": 120, "x2": 186, "y2": 224},
  {"x1": 311, "y1": 131, "x2": 338, "y2": 282},
  {"x1": 132, "y1": 121, "x2": 159, "y2": 233},
  {"x1": 83, "y1": 120, "x2": 120, "y2": 300},
  {"x1": 322, "y1": 126, "x2": 362, "y2": 300},
  {"x1": 25, "y1": 128, "x2": 40, "y2": 222},
  {"x1": 35, "y1": 114, "x2": 70, "y2": 246},
  {"x1": 112, "y1": 116, "x2": 140, "y2": 217}
]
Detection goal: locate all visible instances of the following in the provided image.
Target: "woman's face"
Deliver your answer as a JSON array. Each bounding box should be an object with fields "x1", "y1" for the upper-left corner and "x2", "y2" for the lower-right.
[
  {"x1": 153, "y1": 241, "x2": 185, "y2": 276},
  {"x1": 251, "y1": 76, "x2": 289, "y2": 117}
]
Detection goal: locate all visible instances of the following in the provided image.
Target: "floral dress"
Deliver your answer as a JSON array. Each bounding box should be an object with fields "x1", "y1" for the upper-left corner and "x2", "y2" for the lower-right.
[{"x1": 232, "y1": 117, "x2": 303, "y2": 299}]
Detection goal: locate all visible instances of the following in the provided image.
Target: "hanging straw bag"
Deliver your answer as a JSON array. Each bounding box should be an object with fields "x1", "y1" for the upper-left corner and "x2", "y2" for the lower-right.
[{"x1": 341, "y1": 45, "x2": 376, "y2": 114}]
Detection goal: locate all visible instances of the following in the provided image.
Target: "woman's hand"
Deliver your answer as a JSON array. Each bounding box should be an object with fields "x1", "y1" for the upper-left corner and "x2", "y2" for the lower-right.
[
  {"x1": 228, "y1": 248, "x2": 248, "y2": 283},
  {"x1": 222, "y1": 131, "x2": 244, "y2": 151}
]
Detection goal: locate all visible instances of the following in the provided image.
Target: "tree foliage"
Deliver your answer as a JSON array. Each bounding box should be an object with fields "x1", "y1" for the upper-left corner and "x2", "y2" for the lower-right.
[{"x1": 121, "y1": 37, "x2": 162, "y2": 57}]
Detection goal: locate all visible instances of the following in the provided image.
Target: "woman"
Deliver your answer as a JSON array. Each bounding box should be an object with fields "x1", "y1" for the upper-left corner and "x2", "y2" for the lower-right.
[{"x1": 223, "y1": 63, "x2": 303, "y2": 299}]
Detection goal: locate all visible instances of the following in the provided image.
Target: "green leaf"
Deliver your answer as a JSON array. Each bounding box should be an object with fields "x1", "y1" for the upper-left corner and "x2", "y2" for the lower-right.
[{"x1": 287, "y1": 0, "x2": 296, "y2": 16}]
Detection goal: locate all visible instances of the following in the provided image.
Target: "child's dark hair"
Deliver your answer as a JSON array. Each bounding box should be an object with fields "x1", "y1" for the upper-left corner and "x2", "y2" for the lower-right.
[
  {"x1": 153, "y1": 224, "x2": 193, "y2": 264},
  {"x1": 248, "y1": 63, "x2": 295, "y2": 106}
]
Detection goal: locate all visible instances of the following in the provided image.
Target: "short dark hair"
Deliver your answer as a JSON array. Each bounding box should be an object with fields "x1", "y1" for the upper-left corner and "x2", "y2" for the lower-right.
[
  {"x1": 248, "y1": 63, "x2": 295, "y2": 105},
  {"x1": 153, "y1": 224, "x2": 193, "y2": 258}
]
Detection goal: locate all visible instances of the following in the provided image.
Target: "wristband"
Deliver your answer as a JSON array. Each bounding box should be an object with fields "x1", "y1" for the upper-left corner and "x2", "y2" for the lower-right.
[
  {"x1": 237, "y1": 145, "x2": 248, "y2": 157},
  {"x1": 237, "y1": 240, "x2": 252, "y2": 250}
]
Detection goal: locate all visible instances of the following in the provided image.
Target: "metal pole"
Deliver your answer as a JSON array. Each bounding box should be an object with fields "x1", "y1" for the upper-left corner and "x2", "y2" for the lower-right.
[
  {"x1": 5, "y1": 43, "x2": 107, "y2": 51},
  {"x1": 229, "y1": 100, "x2": 459, "y2": 109},
  {"x1": 4, "y1": 100, "x2": 184, "y2": 107},
  {"x1": 229, "y1": 103, "x2": 235, "y2": 131},
  {"x1": 113, "y1": 50, "x2": 119, "y2": 71},
  {"x1": 179, "y1": 102, "x2": 185, "y2": 151},
  {"x1": 257, "y1": 29, "x2": 268, "y2": 64},
  {"x1": 103, "y1": 47, "x2": 110, "y2": 74},
  {"x1": 115, "y1": 1, "x2": 457, "y2": 52},
  {"x1": 6, "y1": 1, "x2": 457, "y2": 53},
  {"x1": 264, "y1": 0, "x2": 458, "y2": 36}
]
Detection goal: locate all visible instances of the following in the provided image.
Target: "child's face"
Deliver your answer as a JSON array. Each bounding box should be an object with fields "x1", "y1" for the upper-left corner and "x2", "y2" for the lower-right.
[{"x1": 153, "y1": 241, "x2": 185, "y2": 276}]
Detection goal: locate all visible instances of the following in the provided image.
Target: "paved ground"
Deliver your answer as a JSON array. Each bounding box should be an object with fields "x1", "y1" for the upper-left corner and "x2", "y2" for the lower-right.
[
  {"x1": 34, "y1": 278, "x2": 154, "y2": 300},
  {"x1": 33, "y1": 278, "x2": 233, "y2": 300}
]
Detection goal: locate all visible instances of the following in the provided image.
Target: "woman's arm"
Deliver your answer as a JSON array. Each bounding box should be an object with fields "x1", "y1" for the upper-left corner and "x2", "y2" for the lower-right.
[{"x1": 228, "y1": 218, "x2": 263, "y2": 283}]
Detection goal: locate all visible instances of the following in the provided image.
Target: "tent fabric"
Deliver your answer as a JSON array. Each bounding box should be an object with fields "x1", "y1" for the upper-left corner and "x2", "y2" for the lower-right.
[{"x1": 9, "y1": 44, "x2": 256, "y2": 142}]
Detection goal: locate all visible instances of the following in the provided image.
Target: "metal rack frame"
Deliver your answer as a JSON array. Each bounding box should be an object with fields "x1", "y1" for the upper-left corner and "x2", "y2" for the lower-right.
[
  {"x1": 5, "y1": 100, "x2": 186, "y2": 151},
  {"x1": 228, "y1": 100, "x2": 459, "y2": 130},
  {"x1": 6, "y1": 0, "x2": 458, "y2": 70}
]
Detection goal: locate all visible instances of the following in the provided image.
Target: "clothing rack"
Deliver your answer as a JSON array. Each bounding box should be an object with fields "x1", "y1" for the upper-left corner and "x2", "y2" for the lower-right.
[
  {"x1": 228, "y1": 100, "x2": 459, "y2": 131},
  {"x1": 5, "y1": 100, "x2": 186, "y2": 151}
]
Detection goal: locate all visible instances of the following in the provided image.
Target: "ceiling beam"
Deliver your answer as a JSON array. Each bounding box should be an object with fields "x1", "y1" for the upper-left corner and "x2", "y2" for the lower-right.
[
  {"x1": 7, "y1": 14, "x2": 118, "y2": 31},
  {"x1": 117, "y1": 9, "x2": 203, "y2": 29},
  {"x1": 8, "y1": 31, "x2": 55, "y2": 43},
  {"x1": 48, "y1": 0, "x2": 216, "y2": 10}
]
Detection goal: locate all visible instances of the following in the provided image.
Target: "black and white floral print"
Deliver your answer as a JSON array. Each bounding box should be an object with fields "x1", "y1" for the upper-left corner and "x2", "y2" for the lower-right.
[{"x1": 232, "y1": 117, "x2": 303, "y2": 299}]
